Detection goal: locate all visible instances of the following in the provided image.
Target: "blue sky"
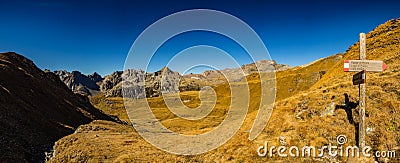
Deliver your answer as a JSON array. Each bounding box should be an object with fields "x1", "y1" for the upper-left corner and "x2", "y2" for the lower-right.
[{"x1": 0, "y1": 0, "x2": 399, "y2": 75}]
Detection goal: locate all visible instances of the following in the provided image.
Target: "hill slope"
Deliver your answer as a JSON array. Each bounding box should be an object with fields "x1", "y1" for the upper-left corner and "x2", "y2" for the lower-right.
[
  {"x1": 245, "y1": 53, "x2": 343, "y2": 101},
  {"x1": 256, "y1": 18, "x2": 400, "y2": 162},
  {"x1": 0, "y1": 52, "x2": 115, "y2": 162}
]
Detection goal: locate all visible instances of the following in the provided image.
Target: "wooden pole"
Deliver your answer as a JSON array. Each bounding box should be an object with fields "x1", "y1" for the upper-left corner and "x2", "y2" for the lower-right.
[{"x1": 359, "y1": 33, "x2": 366, "y2": 148}]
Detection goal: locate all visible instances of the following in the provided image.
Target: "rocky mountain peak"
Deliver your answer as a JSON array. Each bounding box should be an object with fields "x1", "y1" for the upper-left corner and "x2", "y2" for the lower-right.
[
  {"x1": 88, "y1": 72, "x2": 102, "y2": 82},
  {"x1": 54, "y1": 70, "x2": 101, "y2": 96}
]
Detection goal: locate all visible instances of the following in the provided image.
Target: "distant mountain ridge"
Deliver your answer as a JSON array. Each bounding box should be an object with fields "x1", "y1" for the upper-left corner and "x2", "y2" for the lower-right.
[
  {"x1": 54, "y1": 60, "x2": 289, "y2": 98},
  {"x1": 190, "y1": 60, "x2": 290, "y2": 85}
]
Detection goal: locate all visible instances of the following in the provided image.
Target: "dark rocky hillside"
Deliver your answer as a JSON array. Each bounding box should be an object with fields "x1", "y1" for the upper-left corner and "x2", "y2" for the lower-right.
[{"x1": 0, "y1": 52, "x2": 115, "y2": 162}]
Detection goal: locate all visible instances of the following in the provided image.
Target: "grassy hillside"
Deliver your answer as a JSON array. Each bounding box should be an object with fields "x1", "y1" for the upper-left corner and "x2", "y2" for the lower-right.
[
  {"x1": 245, "y1": 53, "x2": 343, "y2": 101},
  {"x1": 48, "y1": 18, "x2": 399, "y2": 162},
  {"x1": 255, "y1": 18, "x2": 400, "y2": 162}
]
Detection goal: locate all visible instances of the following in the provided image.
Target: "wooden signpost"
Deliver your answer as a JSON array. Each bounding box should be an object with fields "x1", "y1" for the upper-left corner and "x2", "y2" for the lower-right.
[{"x1": 344, "y1": 33, "x2": 387, "y2": 148}]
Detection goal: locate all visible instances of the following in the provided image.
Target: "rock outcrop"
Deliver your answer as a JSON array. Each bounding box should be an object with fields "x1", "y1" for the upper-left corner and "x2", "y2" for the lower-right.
[
  {"x1": 88, "y1": 72, "x2": 102, "y2": 84},
  {"x1": 101, "y1": 67, "x2": 180, "y2": 98},
  {"x1": 54, "y1": 70, "x2": 102, "y2": 96},
  {"x1": 100, "y1": 71, "x2": 123, "y2": 96}
]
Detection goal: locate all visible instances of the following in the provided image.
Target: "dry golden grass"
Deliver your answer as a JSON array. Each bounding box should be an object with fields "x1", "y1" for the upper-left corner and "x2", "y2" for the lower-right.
[
  {"x1": 253, "y1": 18, "x2": 400, "y2": 162},
  {"x1": 90, "y1": 95, "x2": 131, "y2": 124},
  {"x1": 49, "y1": 18, "x2": 400, "y2": 162}
]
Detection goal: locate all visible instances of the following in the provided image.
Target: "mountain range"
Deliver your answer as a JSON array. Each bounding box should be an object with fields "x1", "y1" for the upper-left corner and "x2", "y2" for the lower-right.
[
  {"x1": 53, "y1": 60, "x2": 289, "y2": 99},
  {"x1": 0, "y1": 18, "x2": 398, "y2": 162}
]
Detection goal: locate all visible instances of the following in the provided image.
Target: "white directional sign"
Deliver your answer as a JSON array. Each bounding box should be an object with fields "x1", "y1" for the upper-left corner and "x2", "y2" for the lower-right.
[{"x1": 344, "y1": 60, "x2": 387, "y2": 72}]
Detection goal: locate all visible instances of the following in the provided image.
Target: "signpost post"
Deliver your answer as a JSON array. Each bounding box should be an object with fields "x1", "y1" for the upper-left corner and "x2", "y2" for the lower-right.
[
  {"x1": 343, "y1": 33, "x2": 387, "y2": 148},
  {"x1": 359, "y1": 33, "x2": 366, "y2": 149}
]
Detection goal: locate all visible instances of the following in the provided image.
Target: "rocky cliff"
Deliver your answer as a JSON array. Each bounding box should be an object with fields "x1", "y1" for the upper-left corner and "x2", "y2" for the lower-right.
[
  {"x1": 101, "y1": 67, "x2": 180, "y2": 98},
  {"x1": 54, "y1": 70, "x2": 102, "y2": 96}
]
